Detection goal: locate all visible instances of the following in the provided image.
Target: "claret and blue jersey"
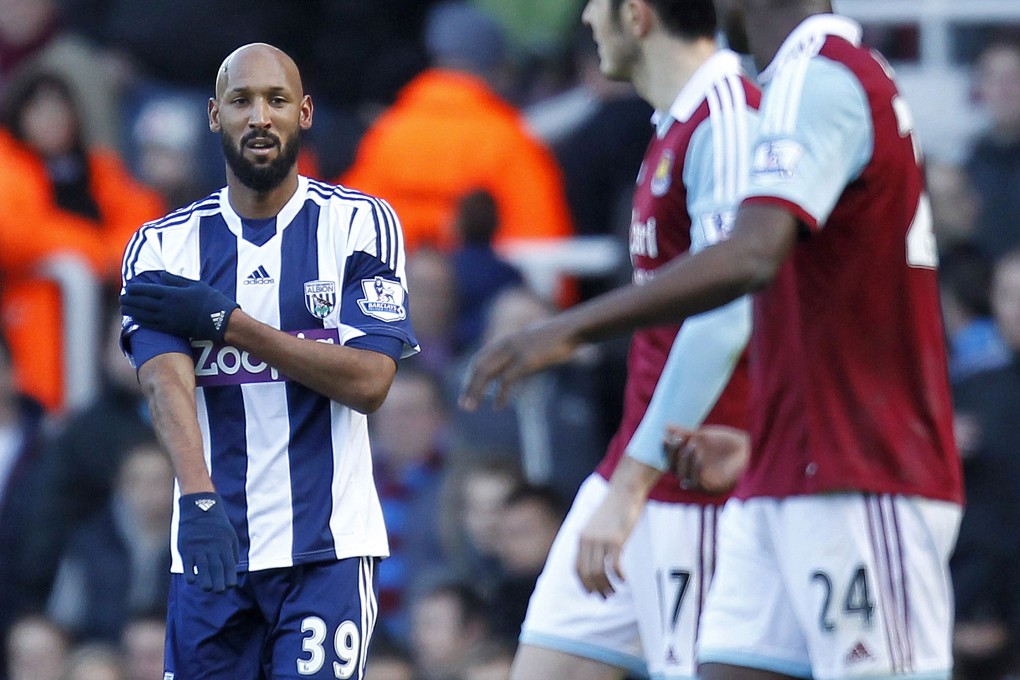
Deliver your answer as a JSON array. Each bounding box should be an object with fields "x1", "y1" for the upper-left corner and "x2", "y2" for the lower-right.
[{"x1": 120, "y1": 176, "x2": 419, "y2": 574}]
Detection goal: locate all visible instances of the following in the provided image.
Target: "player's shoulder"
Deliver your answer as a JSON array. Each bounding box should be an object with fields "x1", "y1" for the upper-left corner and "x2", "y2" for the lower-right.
[
  {"x1": 307, "y1": 177, "x2": 396, "y2": 213},
  {"x1": 139, "y1": 190, "x2": 222, "y2": 234},
  {"x1": 764, "y1": 51, "x2": 869, "y2": 131}
]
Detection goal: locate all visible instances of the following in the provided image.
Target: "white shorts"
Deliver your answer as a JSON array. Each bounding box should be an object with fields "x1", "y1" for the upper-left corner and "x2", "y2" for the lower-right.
[
  {"x1": 697, "y1": 494, "x2": 962, "y2": 680},
  {"x1": 520, "y1": 474, "x2": 720, "y2": 680}
]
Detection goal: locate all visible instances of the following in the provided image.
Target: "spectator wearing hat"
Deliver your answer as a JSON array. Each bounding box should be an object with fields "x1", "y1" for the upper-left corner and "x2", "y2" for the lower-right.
[{"x1": 340, "y1": 1, "x2": 573, "y2": 254}]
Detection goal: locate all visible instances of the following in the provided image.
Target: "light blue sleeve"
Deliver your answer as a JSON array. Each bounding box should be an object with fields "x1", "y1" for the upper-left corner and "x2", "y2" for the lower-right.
[
  {"x1": 684, "y1": 92, "x2": 758, "y2": 253},
  {"x1": 746, "y1": 57, "x2": 873, "y2": 228},
  {"x1": 622, "y1": 98, "x2": 757, "y2": 470},
  {"x1": 625, "y1": 296, "x2": 751, "y2": 470}
]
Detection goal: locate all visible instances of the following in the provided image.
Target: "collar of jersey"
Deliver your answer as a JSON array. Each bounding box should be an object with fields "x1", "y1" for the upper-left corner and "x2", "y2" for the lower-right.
[
  {"x1": 651, "y1": 49, "x2": 743, "y2": 136},
  {"x1": 758, "y1": 13, "x2": 862, "y2": 85},
  {"x1": 219, "y1": 175, "x2": 309, "y2": 244}
]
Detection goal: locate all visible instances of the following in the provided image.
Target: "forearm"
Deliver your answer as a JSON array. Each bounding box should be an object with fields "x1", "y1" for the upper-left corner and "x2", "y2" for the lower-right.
[
  {"x1": 605, "y1": 456, "x2": 662, "y2": 501},
  {"x1": 560, "y1": 205, "x2": 795, "y2": 345},
  {"x1": 224, "y1": 311, "x2": 396, "y2": 413},
  {"x1": 138, "y1": 353, "x2": 211, "y2": 494},
  {"x1": 626, "y1": 296, "x2": 751, "y2": 470}
]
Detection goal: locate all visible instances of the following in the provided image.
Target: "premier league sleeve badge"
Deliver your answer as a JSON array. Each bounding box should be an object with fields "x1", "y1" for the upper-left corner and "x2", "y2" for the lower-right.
[{"x1": 357, "y1": 277, "x2": 407, "y2": 322}]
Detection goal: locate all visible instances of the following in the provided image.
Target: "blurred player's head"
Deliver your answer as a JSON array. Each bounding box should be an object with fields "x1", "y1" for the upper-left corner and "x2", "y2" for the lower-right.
[
  {"x1": 583, "y1": 0, "x2": 716, "y2": 81},
  {"x1": 120, "y1": 615, "x2": 165, "y2": 680},
  {"x1": 209, "y1": 43, "x2": 312, "y2": 193},
  {"x1": 61, "y1": 643, "x2": 125, "y2": 680},
  {"x1": 493, "y1": 484, "x2": 566, "y2": 576},
  {"x1": 6, "y1": 615, "x2": 69, "y2": 680},
  {"x1": 370, "y1": 367, "x2": 447, "y2": 467},
  {"x1": 713, "y1": 0, "x2": 750, "y2": 54},
  {"x1": 410, "y1": 582, "x2": 489, "y2": 675},
  {"x1": 991, "y1": 249, "x2": 1020, "y2": 350},
  {"x1": 116, "y1": 441, "x2": 174, "y2": 534},
  {"x1": 2, "y1": 70, "x2": 86, "y2": 158},
  {"x1": 425, "y1": 3, "x2": 506, "y2": 78},
  {"x1": 457, "y1": 458, "x2": 522, "y2": 556},
  {"x1": 974, "y1": 40, "x2": 1020, "y2": 137},
  {"x1": 713, "y1": 0, "x2": 833, "y2": 57}
]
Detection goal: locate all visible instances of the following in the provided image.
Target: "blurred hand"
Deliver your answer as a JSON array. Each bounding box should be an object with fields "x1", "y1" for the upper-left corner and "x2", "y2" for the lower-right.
[
  {"x1": 459, "y1": 317, "x2": 580, "y2": 410},
  {"x1": 574, "y1": 458, "x2": 660, "y2": 598},
  {"x1": 667, "y1": 425, "x2": 750, "y2": 495},
  {"x1": 575, "y1": 489, "x2": 644, "y2": 598}
]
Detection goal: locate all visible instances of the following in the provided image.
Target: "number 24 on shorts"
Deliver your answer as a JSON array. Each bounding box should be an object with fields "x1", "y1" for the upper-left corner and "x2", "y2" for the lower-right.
[{"x1": 811, "y1": 566, "x2": 875, "y2": 633}]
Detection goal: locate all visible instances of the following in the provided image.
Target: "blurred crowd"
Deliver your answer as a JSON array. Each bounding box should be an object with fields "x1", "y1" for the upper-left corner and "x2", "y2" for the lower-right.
[{"x1": 0, "y1": 1, "x2": 1018, "y2": 679}]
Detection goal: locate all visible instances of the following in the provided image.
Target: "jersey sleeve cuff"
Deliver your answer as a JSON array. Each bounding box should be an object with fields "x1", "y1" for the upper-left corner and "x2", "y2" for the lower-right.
[
  {"x1": 346, "y1": 334, "x2": 408, "y2": 364},
  {"x1": 124, "y1": 326, "x2": 192, "y2": 369},
  {"x1": 742, "y1": 195, "x2": 820, "y2": 232}
]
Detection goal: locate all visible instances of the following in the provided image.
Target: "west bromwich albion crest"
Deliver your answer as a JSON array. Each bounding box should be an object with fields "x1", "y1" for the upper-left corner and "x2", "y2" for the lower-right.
[
  {"x1": 304, "y1": 280, "x2": 336, "y2": 319},
  {"x1": 358, "y1": 276, "x2": 407, "y2": 322}
]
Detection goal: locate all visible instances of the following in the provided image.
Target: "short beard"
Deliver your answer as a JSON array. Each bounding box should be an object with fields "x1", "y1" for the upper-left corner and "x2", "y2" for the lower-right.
[{"x1": 221, "y1": 129, "x2": 300, "y2": 193}]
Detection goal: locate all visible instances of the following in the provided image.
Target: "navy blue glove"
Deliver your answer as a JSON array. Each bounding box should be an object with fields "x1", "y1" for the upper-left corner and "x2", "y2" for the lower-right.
[
  {"x1": 121, "y1": 272, "x2": 240, "y2": 343},
  {"x1": 178, "y1": 492, "x2": 239, "y2": 592}
]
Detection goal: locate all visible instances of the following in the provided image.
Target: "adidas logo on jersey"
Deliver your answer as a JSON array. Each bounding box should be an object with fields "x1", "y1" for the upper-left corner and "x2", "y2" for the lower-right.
[
  {"x1": 845, "y1": 641, "x2": 873, "y2": 664},
  {"x1": 209, "y1": 311, "x2": 227, "y2": 332},
  {"x1": 195, "y1": 498, "x2": 217, "y2": 512},
  {"x1": 244, "y1": 265, "x2": 274, "y2": 285}
]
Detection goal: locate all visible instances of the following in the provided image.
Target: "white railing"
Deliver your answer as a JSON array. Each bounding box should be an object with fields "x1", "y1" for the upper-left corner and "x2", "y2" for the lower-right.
[
  {"x1": 499, "y1": 235, "x2": 624, "y2": 301},
  {"x1": 37, "y1": 254, "x2": 102, "y2": 411},
  {"x1": 836, "y1": 0, "x2": 1020, "y2": 161}
]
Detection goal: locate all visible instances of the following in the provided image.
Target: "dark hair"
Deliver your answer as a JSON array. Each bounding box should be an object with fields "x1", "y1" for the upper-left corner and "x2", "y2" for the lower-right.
[
  {"x1": 1, "y1": 70, "x2": 86, "y2": 151},
  {"x1": 611, "y1": 0, "x2": 717, "y2": 41},
  {"x1": 416, "y1": 581, "x2": 488, "y2": 629},
  {"x1": 503, "y1": 483, "x2": 569, "y2": 522},
  {"x1": 454, "y1": 189, "x2": 499, "y2": 246},
  {"x1": 939, "y1": 242, "x2": 994, "y2": 318}
]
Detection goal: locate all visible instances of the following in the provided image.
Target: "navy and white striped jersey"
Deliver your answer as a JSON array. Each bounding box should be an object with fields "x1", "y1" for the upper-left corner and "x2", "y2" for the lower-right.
[{"x1": 121, "y1": 176, "x2": 419, "y2": 573}]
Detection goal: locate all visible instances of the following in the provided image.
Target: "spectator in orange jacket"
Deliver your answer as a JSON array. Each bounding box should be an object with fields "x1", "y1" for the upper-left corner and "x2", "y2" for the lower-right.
[
  {"x1": 341, "y1": 2, "x2": 573, "y2": 253},
  {"x1": 0, "y1": 70, "x2": 164, "y2": 410}
]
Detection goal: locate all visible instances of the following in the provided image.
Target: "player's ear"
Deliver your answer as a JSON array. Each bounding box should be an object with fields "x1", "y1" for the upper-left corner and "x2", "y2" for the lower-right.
[
  {"x1": 624, "y1": 0, "x2": 652, "y2": 38},
  {"x1": 299, "y1": 94, "x2": 313, "y2": 131},
  {"x1": 208, "y1": 98, "x2": 221, "y2": 133}
]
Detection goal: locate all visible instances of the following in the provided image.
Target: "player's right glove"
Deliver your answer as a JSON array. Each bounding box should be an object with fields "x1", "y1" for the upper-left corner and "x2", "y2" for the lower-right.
[{"x1": 177, "y1": 492, "x2": 239, "y2": 592}]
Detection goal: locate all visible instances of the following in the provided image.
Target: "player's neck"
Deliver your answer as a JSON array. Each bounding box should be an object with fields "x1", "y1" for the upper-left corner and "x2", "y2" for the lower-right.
[
  {"x1": 748, "y1": 6, "x2": 830, "y2": 70},
  {"x1": 226, "y1": 171, "x2": 300, "y2": 219},
  {"x1": 635, "y1": 36, "x2": 717, "y2": 114}
]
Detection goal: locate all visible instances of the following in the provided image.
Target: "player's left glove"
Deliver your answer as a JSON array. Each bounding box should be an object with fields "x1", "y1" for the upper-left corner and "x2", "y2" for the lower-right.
[
  {"x1": 177, "y1": 492, "x2": 239, "y2": 593},
  {"x1": 121, "y1": 271, "x2": 240, "y2": 343}
]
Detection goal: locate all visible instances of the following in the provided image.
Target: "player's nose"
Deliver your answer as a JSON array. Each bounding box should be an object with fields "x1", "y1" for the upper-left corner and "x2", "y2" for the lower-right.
[{"x1": 248, "y1": 99, "x2": 272, "y2": 127}]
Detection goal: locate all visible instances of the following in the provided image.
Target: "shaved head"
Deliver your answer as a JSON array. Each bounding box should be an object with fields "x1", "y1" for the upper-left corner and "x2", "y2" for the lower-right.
[
  {"x1": 209, "y1": 42, "x2": 311, "y2": 196},
  {"x1": 215, "y1": 43, "x2": 303, "y2": 100}
]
